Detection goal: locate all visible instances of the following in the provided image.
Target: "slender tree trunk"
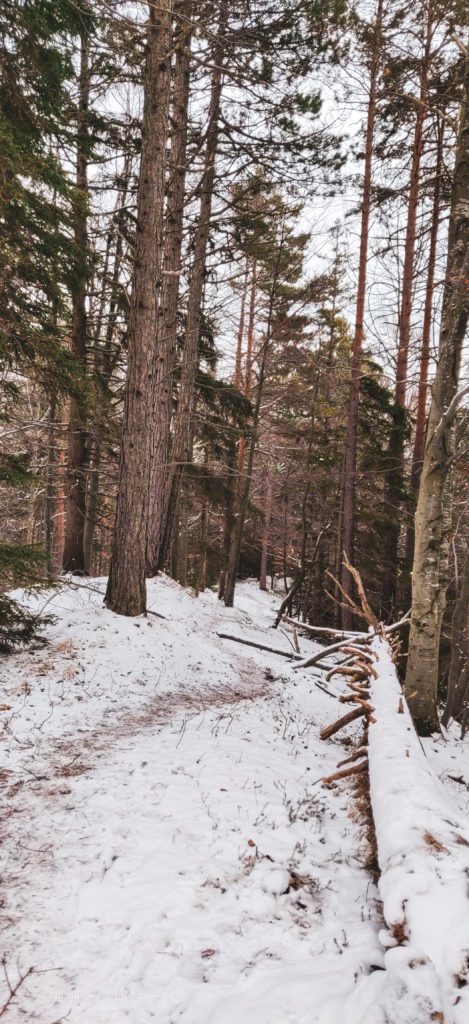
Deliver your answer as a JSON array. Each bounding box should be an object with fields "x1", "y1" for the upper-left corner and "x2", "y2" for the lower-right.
[
  {"x1": 218, "y1": 265, "x2": 249, "y2": 599},
  {"x1": 405, "y1": 58, "x2": 469, "y2": 734},
  {"x1": 405, "y1": 120, "x2": 443, "y2": 577},
  {"x1": 224, "y1": 244, "x2": 282, "y2": 607},
  {"x1": 234, "y1": 260, "x2": 248, "y2": 388},
  {"x1": 259, "y1": 476, "x2": 272, "y2": 590},
  {"x1": 56, "y1": 443, "x2": 65, "y2": 568},
  {"x1": 442, "y1": 548, "x2": 469, "y2": 727},
  {"x1": 105, "y1": 1, "x2": 173, "y2": 616},
  {"x1": 177, "y1": 500, "x2": 188, "y2": 587},
  {"x1": 340, "y1": 0, "x2": 383, "y2": 628},
  {"x1": 159, "y1": 2, "x2": 227, "y2": 569},
  {"x1": 195, "y1": 493, "x2": 208, "y2": 596},
  {"x1": 63, "y1": 30, "x2": 90, "y2": 574},
  {"x1": 44, "y1": 389, "x2": 57, "y2": 578},
  {"x1": 237, "y1": 262, "x2": 256, "y2": 486},
  {"x1": 146, "y1": 12, "x2": 192, "y2": 572},
  {"x1": 381, "y1": 8, "x2": 433, "y2": 616}
]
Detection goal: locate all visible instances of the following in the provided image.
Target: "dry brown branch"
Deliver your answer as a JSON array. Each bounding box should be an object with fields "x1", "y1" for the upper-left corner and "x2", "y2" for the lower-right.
[
  {"x1": 322, "y1": 760, "x2": 368, "y2": 786},
  {"x1": 342, "y1": 552, "x2": 380, "y2": 629},
  {"x1": 320, "y1": 705, "x2": 367, "y2": 740},
  {"x1": 337, "y1": 746, "x2": 368, "y2": 767},
  {"x1": 325, "y1": 665, "x2": 368, "y2": 682},
  {"x1": 339, "y1": 645, "x2": 374, "y2": 662},
  {"x1": 282, "y1": 616, "x2": 368, "y2": 639},
  {"x1": 339, "y1": 692, "x2": 369, "y2": 704}
]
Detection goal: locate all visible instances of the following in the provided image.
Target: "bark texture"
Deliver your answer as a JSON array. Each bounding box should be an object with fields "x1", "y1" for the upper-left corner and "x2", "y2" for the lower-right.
[
  {"x1": 146, "y1": 14, "x2": 192, "y2": 573},
  {"x1": 405, "y1": 120, "x2": 443, "y2": 579},
  {"x1": 105, "y1": 2, "x2": 173, "y2": 616},
  {"x1": 381, "y1": 8, "x2": 432, "y2": 617},
  {"x1": 259, "y1": 476, "x2": 272, "y2": 591},
  {"x1": 159, "y1": 2, "x2": 227, "y2": 568},
  {"x1": 63, "y1": 31, "x2": 90, "y2": 574},
  {"x1": 405, "y1": 61, "x2": 469, "y2": 734}
]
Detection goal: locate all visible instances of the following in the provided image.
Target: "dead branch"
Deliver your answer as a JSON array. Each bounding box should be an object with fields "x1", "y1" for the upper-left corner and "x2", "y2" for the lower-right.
[
  {"x1": 282, "y1": 616, "x2": 367, "y2": 639},
  {"x1": 0, "y1": 960, "x2": 34, "y2": 1017},
  {"x1": 342, "y1": 553, "x2": 380, "y2": 630},
  {"x1": 293, "y1": 635, "x2": 372, "y2": 671},
  {"x1": 320, "y1": 705, "x2": 367, "y2": 740},
  {"x1": 337, "y1": 746, "x2": 368, "y2": 767},
  {"x1": 216, "y1": 632, "x2": 302, "y2": 660},
  {"x1": 322, "y1": 760, "x2": 368, "y2": 786}
]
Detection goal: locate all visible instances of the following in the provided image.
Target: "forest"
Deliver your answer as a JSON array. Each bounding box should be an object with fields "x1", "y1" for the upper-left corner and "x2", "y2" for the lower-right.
[{"x1": 0, "y1": 2, "x2": 469, "y2": 1019}]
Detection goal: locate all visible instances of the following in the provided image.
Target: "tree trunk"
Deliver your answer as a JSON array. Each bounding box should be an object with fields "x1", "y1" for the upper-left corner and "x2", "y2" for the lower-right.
[
  {"x1": 63, "y1": 30, "x2": 90, "y2": 574},
  {"x1": 146, "y1": 12, "x2": 192, "y2": 573},
  {"x1": 381, "y1": 8, "x2": 432, "y2": 617},
  {"x1": 259, "y1": 476, "x2": 272, "y2": 590},
  {"x1": 177, "y1": 500, "x2": 188, "y2": 588},
  {"x1": 405, "y1": 119, "x2": 443, "y2": 577},
  {"x1": 237, "y1": 262, "x2": 256, "y2": 486},
  {"x1": 224, "y1": 246, "x2": 281, "y2": 607},
  {"x1": 44, "y1": 389, "x2": 57, "y2": 577},
  {"x1": 105, "y1": 1, "x2": 173, "y2": 616},
  {"x1": 158, "y1": 2, "x2": 227, "y2": 569},
  {"x1": 442, "y1": 548, "x2": 469, "y2": 727},
  {"x1": 405, "y1": 58, "x2": 469, "y2": 734},
  {"x1": 85, "y1": 156, "x2": 131, "y2": 573},
  {"x1": 340, "y1": 0, "x2": 383, "y2": 628},
  {"x1": 218, "y1": 265, "x2": 249, "y2": 599}
]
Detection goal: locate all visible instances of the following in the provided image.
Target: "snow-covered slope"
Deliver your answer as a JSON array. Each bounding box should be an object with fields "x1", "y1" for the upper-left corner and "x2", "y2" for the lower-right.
[
  {"x1": 0, "y1": 577, "x2": 466, "y2": 1023},
  {"x1": 0, "y1": 577, "x2": 382, "y2": 1023}
]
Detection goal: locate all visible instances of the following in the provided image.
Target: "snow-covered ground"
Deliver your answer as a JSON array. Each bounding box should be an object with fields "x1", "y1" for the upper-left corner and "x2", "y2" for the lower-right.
[{"x1": 0, "y1": 577, "x2": 467, "y2": 1023}]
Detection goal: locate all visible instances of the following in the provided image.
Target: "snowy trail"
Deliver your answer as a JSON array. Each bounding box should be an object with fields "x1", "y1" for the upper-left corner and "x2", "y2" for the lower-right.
[{"x1": 1, "y1": 579, "x2": 382, "y2": 1022}]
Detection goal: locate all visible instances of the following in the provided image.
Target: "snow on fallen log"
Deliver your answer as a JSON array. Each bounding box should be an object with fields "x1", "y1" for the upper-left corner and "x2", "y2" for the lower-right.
[{"x1": 364, "y1": 637, "x2": 469, "y2": 1024}]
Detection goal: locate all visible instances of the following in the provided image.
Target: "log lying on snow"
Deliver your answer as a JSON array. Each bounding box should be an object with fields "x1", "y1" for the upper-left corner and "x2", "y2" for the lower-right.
[{"x1": 361, "y1": 638, "x2": 469, "y2": 1024}]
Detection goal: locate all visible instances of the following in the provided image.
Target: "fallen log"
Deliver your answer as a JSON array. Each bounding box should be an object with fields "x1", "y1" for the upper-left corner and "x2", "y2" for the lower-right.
[
  {"x1": 364, "y1": 637, "x2": 469, "y2": 1024},
  {"x1": 319, "y1": 705, "x2": 367, "y2": 740}
]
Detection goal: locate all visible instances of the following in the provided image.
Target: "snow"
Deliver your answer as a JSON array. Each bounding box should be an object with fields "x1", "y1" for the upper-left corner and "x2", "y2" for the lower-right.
[
  {"x1": 0, "y1": 578, "x2": 467, "y2": 1023},
  {"x1": 364, "y1": 638, "x2": 469, "y2": 1024}
]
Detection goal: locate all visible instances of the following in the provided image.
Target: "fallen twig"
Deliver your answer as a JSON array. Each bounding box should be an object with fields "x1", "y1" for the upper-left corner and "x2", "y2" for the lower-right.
[{"x1": 216, "y1": 632, "x2": 302, "y2": 660}]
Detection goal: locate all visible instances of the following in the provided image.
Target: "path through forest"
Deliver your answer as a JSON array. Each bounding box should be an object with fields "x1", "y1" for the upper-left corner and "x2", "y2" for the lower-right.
[{"x1": 1, "y1": 579, "x2": 466, "y2": 1023}]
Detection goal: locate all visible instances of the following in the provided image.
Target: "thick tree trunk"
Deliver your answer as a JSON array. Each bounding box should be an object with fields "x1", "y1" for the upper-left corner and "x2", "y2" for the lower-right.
[
  {"x1": 381, "y1": 9, "x2": 432, "y2": 617},
  {"x1": 159, "y1": 2, "x2": 227, "y2": 568},
  {"x1": 442, "y1": 548, "x2": 469, "y2": 727},
  {"x1": 339, "y1": 0, "x2": 383, "y2": 628},
  {"x1": 405, "y1": 59, "x2": 469, "y2": 734},
  {"x1": 105, "y1": 1, "x2": 173, "y2": 616},
  {"x1": 146, "y1": 13, "x2": 192, "y2": 573},
  {"x1": 259, "y1": 476, "x2": 272, "y2": 590},
  {"x1": 63, "y1": 31, "x2": 90, "y2": 574}
]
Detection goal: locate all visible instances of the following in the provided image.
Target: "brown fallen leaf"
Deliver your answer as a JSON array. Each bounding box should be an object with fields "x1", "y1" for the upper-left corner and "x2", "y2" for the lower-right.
[
  {"x1": 247, "y1": 838, "x2": 256, "y2": 847},
  {"x1": 201, "y1": 948, "x2": 217, "y2": 959}
]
